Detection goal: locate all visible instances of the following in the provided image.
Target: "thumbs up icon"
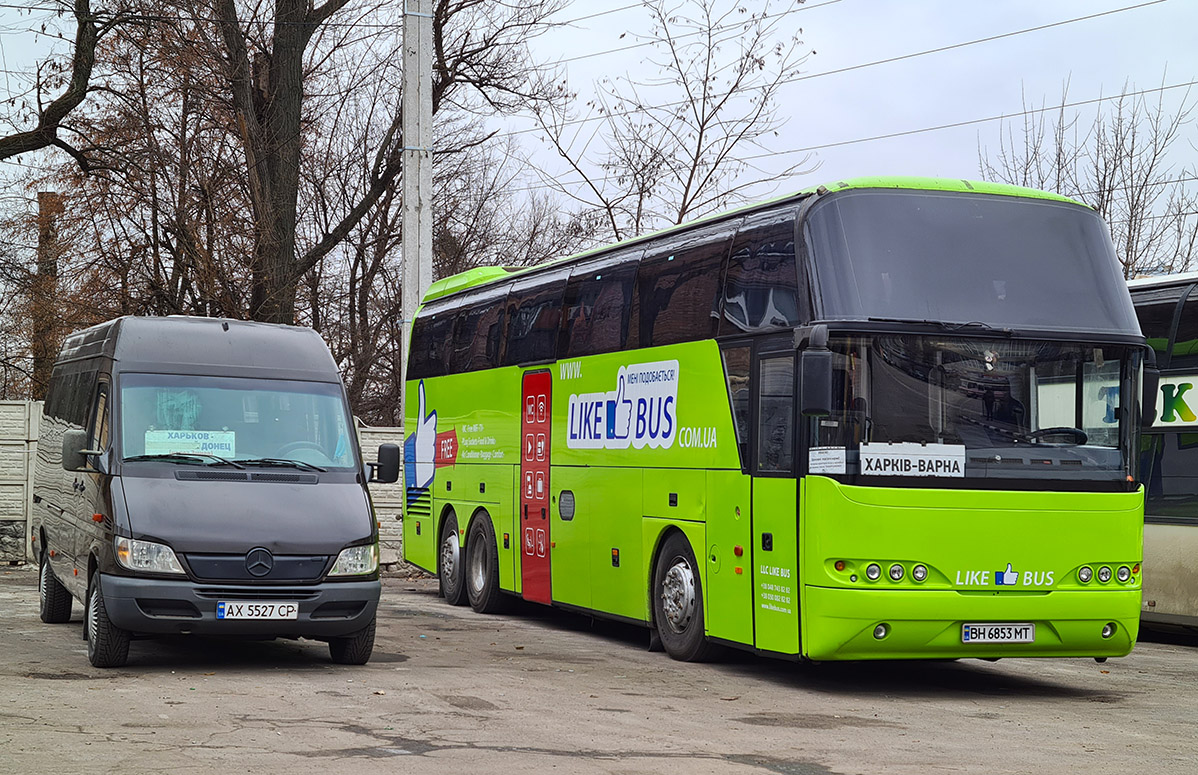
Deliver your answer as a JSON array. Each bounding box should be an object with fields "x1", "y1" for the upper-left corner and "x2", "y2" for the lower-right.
[
  {"x1": 995, "y1": 563, "x2": 1018, "y2": 586},
  {"x1": 605, "y1": 373, "x2": 633, "y2": 440}
]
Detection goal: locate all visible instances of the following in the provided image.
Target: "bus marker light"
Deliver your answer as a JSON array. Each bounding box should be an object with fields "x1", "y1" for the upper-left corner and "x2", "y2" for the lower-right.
[
  {"x1": 865, "y1": 563, "x2": 881, "y2": 581},
  {"x1": 1097, "y1": 566, "x2": 1112, "y2": 583},
  {"x1": 735, "y1": 567, "x2": 743, "y2": 575},
  {"x1": 889, "y1": 564, "x2": 904, "y2": 581},
  {"x1": 1132, "y1": 564, "x2": 1140, "y2": 574},
  {"x1": 1102, "y1": 622, "x2": 1116, "y2": 639},
  {"x1": 834, "y1": 560, "x2": 845, "y2": 571},
  {"x1": 734, "y1": 546, "x2": 743, "y2": 557},
  {"x1": 912, "y1": 564, "x2": 928, "y2": 582},
  {"x1": 873, "y1": 623, "x2": 889, "y2": 639},
  {"x1": 1116, "y1": 566, "x2": 1131, "y2": 583},
  {"x1": 503, "y1": 533, "x2": 509, "y2": 549},
  {"x1": 1078, "y1": 566, "x2": 1092, "y2": 583}
]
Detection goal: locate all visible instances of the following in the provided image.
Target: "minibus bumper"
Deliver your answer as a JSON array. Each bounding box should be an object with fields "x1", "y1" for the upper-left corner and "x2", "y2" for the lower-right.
[{"x1": 97, "y1": 573, "x2": 380, "y2": 638}]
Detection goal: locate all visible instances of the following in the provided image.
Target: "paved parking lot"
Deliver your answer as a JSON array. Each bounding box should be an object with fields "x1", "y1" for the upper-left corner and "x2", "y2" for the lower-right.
[{"x1": 1, "y1": 564, "x2": 1196, "y2": 774}]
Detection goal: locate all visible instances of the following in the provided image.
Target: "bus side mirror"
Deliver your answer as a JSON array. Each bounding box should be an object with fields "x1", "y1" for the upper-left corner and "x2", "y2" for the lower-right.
[
  {"x1": 372, "y1": 443, "x2": 401, "y2": 484},
  {"x1": 62, "y1": 429, "x2": 90, "y2": 472},
  {"x1": 800, "y1": 348, "x2": 833, "y2": 417}
]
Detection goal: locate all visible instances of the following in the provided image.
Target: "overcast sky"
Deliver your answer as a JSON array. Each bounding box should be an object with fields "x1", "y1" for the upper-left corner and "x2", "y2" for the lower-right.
[
  {"x1": 521, "y1": 0, "x2": 1198, "y2": 200},
  {"x1": 2, "y1": 0, "x2": 1195, "y2": 203}
]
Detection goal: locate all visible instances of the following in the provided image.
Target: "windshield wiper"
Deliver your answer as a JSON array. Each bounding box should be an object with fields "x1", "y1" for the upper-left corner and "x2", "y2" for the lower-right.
[
  {"x1": 123, "y1": 453, "x2": 246, "y2": 469},
  {"x1": 234, "y1": 457, "x2": 327, "y2": 473},
  {"x1": 867, "y1": 317, "x2": 1013, "y2": 336}
]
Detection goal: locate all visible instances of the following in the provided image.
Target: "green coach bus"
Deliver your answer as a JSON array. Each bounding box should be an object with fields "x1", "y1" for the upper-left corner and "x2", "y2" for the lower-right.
[{"x1": 403, "y1": 176, "x2": 1151, "y2": 662}]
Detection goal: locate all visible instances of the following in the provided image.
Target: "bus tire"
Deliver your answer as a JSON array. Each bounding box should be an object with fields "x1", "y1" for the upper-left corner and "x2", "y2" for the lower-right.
[
  {"x1": 652, "y1": 532, "x2": 721, "y2": 662},
  {"x1": 86, "y1": 577, "x2": 130, "y2": 668},
  {"x1": 439, "y1": 512, "x2": 468, "y2": 606},
  {"x1": 39, "y1": 549, "x2": 73, "y2": 624},
  {"x1": 329, "y1": 616, "x2": 376, "y2": 665},
  {"x1": 466, "y1": 514, "x2": 509, "y2": 614}
]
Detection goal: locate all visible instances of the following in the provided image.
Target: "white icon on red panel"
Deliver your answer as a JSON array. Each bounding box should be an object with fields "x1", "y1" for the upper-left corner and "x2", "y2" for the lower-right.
[
  {"x1": 524, "y1": 527, "x2": 534, "y2": 555},
  {"x1": 537, "y1": 395, "x2": 546, "y2": 423},
  {"x1": 525, "y1": 472, "x2": 534, "y2": 499},
  {"x1": 525, "y1": 434, "x2": 535, "y2": 461},
  {"x1": 536, "y1": 433, "x2": 546, "y2": 461},
  {"x1": 526, "y1": 396, "x2": 535, "y2": 422},
  {"x1": 535, "y1": 471, "x2": 545, "y2": 499},
  {"x1": 536, "y1": 529, "x2": 546, "y2": 557}
]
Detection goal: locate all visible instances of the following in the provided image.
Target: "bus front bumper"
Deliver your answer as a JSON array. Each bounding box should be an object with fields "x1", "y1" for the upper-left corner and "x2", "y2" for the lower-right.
[{"x1": 802, "y1": 586, "x2": 1140, "y2": 661}]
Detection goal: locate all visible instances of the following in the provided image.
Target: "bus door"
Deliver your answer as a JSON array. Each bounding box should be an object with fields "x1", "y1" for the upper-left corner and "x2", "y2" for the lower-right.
[
  {"x1": 520, "y1": 370, "x2": 552, "y2": 604},
  {"x1": 750, "y1": 351, "x2": 801, "y2": 655}
]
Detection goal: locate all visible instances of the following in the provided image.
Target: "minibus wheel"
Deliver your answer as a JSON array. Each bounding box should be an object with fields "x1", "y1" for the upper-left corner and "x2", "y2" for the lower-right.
[
  {"x1": 329, "y1": 617, "x2": 376, "y2": 665},
  {"x1": 439, "y1": 512, "x2": 467, "y2": 606},
  {"x1": 86, "y1": 577, "x2": 130, "y2": 668},
  {"x1": 652, "y1": 532, "x2": 721, "y2": 662},
  {"x1": 38, "y1": 548, "x2": 72, "y2": 624},
  {"x1": 466, "y1": 514, "x2": 509, "y2": 614}
]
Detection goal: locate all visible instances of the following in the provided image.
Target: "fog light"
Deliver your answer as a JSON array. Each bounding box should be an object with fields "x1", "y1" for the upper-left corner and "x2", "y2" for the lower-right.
[
  {"x1": 1097, "y1": 566, "x2": 1112, "y2": 583},
  {"x1": 1078, "y1": 566, "x2": 1093, "y2": 583},
  {"x1": 1101, "y1": 622, "x2": 1116, "y2": 639},
  {"x1": 912, "y1": 564, "x2": 928, "y2": 582},
  {"x1": 889, "y1": 564, "x2": 904, "y2": 581},
  {"x1": 873, "y1": 623, "x2": 889, "y2": 639},
  {"x1": 865, "y1": 563, "x2": 881, "y2": 581},
  {"x1": 1116, "y1": 566, "x2": 1131, "y2": 583}
]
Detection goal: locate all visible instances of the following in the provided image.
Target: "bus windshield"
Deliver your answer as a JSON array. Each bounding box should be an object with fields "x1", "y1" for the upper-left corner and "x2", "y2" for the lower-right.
[
  {"x1": 119, "y1": 373, "x2": 358, "y2": 470},
  {"x1": 804, "y1": 189, "x2": 1140, "y2": 336},
  {"x1": 808, "y1": 336, "x2": 1135, "y2": 484}
]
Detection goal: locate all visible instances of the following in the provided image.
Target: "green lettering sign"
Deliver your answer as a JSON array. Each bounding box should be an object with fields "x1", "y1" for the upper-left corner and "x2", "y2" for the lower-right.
[{"x1": 1161, "y1": 382, "x2": 1197, "y2": 423}]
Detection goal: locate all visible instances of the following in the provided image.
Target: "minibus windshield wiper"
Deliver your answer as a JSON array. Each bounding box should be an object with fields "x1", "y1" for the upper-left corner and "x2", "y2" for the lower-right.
[
  {"x1": 867, "y1": 317, "x2": 1013, "y2": 336},
  {"x1": 235, "y1": 457, "x2": 328, "y2": 473},
  {"x1": 123, "y1": 453, "x2": 246, "y2": 469}
]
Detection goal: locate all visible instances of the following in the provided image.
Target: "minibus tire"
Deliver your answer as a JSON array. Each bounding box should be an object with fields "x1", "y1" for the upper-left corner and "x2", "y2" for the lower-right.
[
  {"x1": 439, "y1": 512, "x2": 467, "y2": 606},
  {"x1": 38, "y1": 550, "x2": 73, "y2": 624},
  {"x1": 329, "y1": 617, "x2": 376, "y2": 665},
  {"x1": 466, "y1": 515, "x2": 509, "y2": 614},
  {"x1": 652, "y1": 532, "x2": 721, "y2": 662},
  {"x1": 86, "y1": 578, "x2": 130, "y2": 668}
]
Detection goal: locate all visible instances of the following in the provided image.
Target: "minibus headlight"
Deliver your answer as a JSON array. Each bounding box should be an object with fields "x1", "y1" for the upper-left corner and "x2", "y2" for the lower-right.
[
  {"x1": 114, "y1": 536, "x2": 185, "y2": 575},
  {"x1": 330, "y1": 543, "x2": 379, "y2": 576}
]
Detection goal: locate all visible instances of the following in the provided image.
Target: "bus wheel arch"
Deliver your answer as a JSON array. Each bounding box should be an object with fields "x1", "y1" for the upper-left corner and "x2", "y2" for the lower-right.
[
  {"x1": 650, "y1": 528, "x2": 721, "y2": 662},
  {"x1": 438, "y1": 507, "x2": 467, "y2": 606},
  {"x1": 464, "y1": 509, "x2": 509, "y2": 614}
]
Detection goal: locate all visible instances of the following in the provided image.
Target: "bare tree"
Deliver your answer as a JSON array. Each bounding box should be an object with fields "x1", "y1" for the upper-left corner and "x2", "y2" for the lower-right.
[
  {"x1": 980, "y1": 79, "x2": 1198, "y2": 277},
  {"x1": 535, "y1": 0, "x2": 815, "y2": 242}
]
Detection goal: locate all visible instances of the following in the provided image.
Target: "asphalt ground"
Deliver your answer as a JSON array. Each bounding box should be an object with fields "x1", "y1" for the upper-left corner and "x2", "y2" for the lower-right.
[{"x1": 1, "y1": 565, "x2": 1196, "y2": 774}]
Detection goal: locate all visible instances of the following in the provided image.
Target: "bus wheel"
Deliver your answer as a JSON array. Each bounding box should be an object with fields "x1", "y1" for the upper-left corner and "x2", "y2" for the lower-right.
[
  {"x1": 38, "y1": 549, "x2": 72, "y2": 624},
  {"x1": 653, "y1": 532, "x2": 720, "y2": 662},
  {"x1": 86, "y1": 577, "x2": 130, "y2": 668},
  {"x1": 439, "y1": 512, "x2": 467, "y2": 606},
  {"x1": 466, "y1": 515, "x2": 509, "y2": 614}
]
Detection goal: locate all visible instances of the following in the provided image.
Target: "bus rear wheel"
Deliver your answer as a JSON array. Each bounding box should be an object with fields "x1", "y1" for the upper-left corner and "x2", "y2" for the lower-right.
[
  {"x1": 652, "y1": 532, "x2": 721, "y2": 662},
  {"x1": 466, "y1": 515, "x2": 509, "y2": 614},
  {"x1": 439, "y1": 512, "x2": 467, "y2": 606}
]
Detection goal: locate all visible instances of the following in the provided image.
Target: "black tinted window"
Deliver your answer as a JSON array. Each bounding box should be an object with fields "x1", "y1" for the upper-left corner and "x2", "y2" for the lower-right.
[
  {"x1": 408, "y1": 312, "x2": 454, "y2": 379},
  {"x1": 559, "y1": 252, "x2": 639, "y2": 358},
  {"x1": 628, "y1": 224, "x2": 735, "y2": 348},
  {"x1": 757, "y1": 354, "x2": 795, "y2": 473},
  {"x1": 1144, "y1": 432, "x2": 1198, "y2": 523},
  {"x1": 721, "y1": 209, "x2": 802, "y2": 335},
  {"x1": 1132, "y1": 284, "x2": 1185, "y2": 362},
  {"x1": 1169, "y1": 291, "x2": 1198, "y2": 370},
  {"x1": 504, "y1": 269, "x2": 569, "y2": 366},
  {"x1": 449, "y1": 283, "x2": 510, "y2": 373}
]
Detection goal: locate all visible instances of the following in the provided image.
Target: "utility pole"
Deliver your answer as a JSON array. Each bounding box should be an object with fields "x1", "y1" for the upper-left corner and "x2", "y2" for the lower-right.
[
  {"x1": 31, "y1": 191, "x2": 64, "y2": 401},
  {"x1": 401, "y1": 0, "x2": 434, "y2": 429}
]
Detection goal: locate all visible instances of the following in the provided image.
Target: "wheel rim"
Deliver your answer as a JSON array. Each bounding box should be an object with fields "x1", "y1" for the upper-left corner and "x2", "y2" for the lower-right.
[
  {"x1": 660, "y1": 556, "x2": 696, "y2": 634},
  {"x1": 87, "y1": 586, "x2": 98, "y2": 644},
  {"x1": 467, "y1": 537, "x2": 486, "y2": 596},
  {"x1": 39, "y1": 559, "x2": 48, "y2": 603},
  {"x1": 441, "y1": 530, "x2": 460, "y2": 580}
]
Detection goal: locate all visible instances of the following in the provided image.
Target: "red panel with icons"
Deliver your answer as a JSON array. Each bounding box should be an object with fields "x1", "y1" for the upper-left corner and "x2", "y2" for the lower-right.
[{"x1": 520, "y1": 370, "x2": 552, "y2": 604}]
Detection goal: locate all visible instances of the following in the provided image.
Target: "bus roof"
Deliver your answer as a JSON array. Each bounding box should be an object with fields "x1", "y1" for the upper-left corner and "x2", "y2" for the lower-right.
[
  {"x1": 422, "y1": 176, "x2": 1083, "y2": 304},
  {"x1": 1127, "y1": 271, "x2": 1198, "y2": 290}
]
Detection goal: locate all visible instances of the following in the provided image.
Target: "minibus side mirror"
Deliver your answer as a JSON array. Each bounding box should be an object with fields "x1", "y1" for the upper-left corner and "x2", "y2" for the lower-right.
[
  {"x1": 1142, "y1": 350, "x2": 1160, "y2": 427},
  {"x1": 800, "y1": 349, "x2": 833, "y2": 417},
  {"x1": 62, "y1": 429, "x2": 101, "y2": 472},
  {"x1": 372, "y1": 443, "x2": 401, "y2": 484}
]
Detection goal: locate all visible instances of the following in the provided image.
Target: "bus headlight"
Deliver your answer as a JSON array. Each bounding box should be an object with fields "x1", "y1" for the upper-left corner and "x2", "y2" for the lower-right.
[
  {"x1": 1078, "y1": 566, "x2": 1093, "y2": 583},
  {"x1": 330, "y1": 543, "x2": 379, "y2": 576},
  {"x1": 1116, "y1": 566, "x2": 1131, "y2": 583},
  {"x1": 115, "y1": 536, "x2": 185, "y2": 575},
  {"x1": 888, "y1": 564, "x2": 904, "y2": 581},
  {"x1": 1097, "y1": 566, "x2": 1113, "y2": 583},
  {"x1": 912, "y1": 564, "x2": 928, "y2": 582},
  {"x1": 865, "y1": 563, "x2": 881, "y2": 581}
]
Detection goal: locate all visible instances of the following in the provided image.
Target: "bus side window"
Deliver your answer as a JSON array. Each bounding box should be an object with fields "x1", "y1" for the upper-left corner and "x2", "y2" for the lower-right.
[
  {"x1": 504, "y1": 273, "x2": 568, "y2": 367},
  {"x1": 1166, "y1": 287, "x2": 1198, "y2": 370},
  {"x1": 558, "y1": 255, "x2": 639, "y2": 359},
  {"x1": 449, "y1": 284, "x2": 509, "y2": 373},
  {"x1": 721, "y1": 345, "x2": 751, "y2": 470},
  {"x1": 87, "y1": 382, "x2": 110, "y2": 466},
  {"x1": 628, "y1": 223, "x2": 736, "y2": 349},
  {"x1": 1133, "y1": 284, "x2": 1186, "y2": 367},
  {"x1": 720, "y1": 208, "x2": 802, "y2": 337},
  {"x1": 756, "y1": 354, "x2": 795, "y2": 474},
  {"x1": 1145, "y1": 432, "x2": 1198, "y2": 523},
  {"x1": 408, "y1": 312, "x2": 454, "y2": 380}
]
